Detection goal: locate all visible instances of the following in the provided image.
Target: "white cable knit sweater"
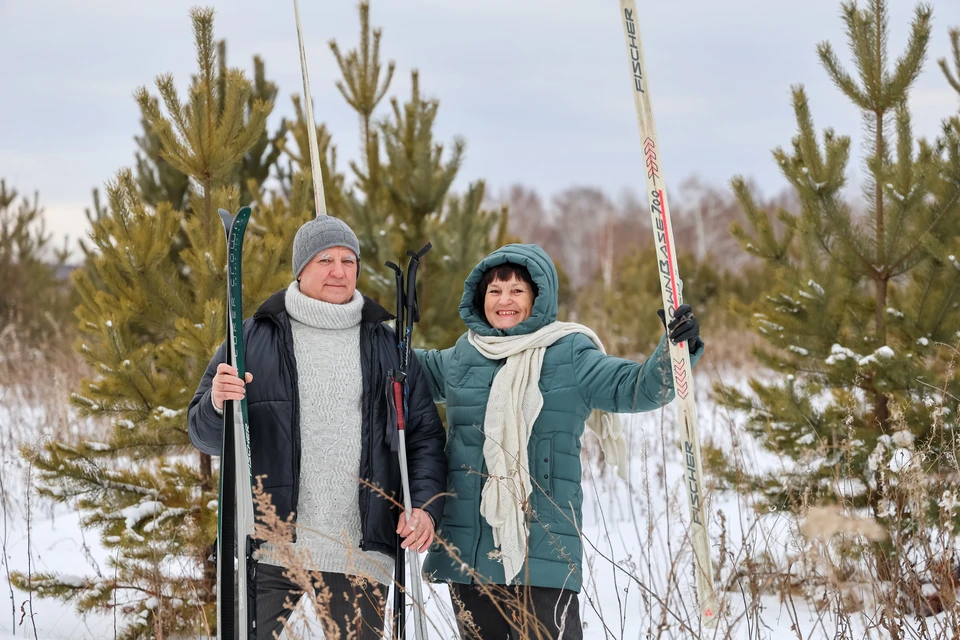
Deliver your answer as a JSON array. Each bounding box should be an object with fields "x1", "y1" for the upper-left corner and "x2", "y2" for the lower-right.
[{"x1": 259, "y1": 282, "x2": 393, "y2": 582}]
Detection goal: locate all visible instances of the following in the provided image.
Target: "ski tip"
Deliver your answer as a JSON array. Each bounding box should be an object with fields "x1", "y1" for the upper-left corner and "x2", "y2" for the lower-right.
[
  {"x1": 218, "y1": 209, "x2": 233, "y2": 235},
  {"x1": 233, "y1": 207, "x2": 252, "y2": 234}
]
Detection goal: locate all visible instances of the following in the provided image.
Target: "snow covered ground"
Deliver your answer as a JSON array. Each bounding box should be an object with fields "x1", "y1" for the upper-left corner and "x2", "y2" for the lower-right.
[{"x1": 0, "y1": 370, "x2": 944, "y2": 639}]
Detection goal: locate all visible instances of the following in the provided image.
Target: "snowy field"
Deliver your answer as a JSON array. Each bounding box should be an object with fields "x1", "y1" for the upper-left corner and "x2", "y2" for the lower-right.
[{"x1": 0, "y1": 370, "x2": 946, "y2": 639}]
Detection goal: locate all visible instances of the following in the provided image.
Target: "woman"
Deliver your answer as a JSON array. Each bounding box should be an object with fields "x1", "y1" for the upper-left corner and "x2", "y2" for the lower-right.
[{"x1": 416, "y1": 244, "x2": 703, "y2": 640}]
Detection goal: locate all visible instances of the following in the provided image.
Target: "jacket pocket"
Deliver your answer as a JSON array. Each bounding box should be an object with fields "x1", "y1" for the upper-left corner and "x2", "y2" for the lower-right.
[{"x1": 531, "y1": 437, "x2": 555, "y2": 524}]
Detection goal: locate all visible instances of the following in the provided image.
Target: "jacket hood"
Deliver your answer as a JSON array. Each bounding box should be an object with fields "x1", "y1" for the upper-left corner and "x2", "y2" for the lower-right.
[{"x1": 458, "y1": 244, "x2": 559, "y2": 337}]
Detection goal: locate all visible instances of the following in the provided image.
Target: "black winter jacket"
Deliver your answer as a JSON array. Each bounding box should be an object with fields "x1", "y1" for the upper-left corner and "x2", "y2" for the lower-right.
[{"x1": 187, "y1": 290, "x2": 447, "y2": 558}]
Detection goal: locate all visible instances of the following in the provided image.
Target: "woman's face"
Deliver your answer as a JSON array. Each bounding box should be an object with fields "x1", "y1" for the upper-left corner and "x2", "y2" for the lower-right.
[{"x1": 483, "y1": 275, "x2": 534, "y2": 330}]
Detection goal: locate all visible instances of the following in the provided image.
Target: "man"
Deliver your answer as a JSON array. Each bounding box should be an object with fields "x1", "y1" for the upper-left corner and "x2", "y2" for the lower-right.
[{"x1": 188, "y1": 215, "x2": 446, "y2": 639}]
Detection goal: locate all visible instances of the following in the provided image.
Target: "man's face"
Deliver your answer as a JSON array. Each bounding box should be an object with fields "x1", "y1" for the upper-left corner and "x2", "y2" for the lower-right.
[{"x1": 298, "y1": 246, "x2": 359, "y2": 304}]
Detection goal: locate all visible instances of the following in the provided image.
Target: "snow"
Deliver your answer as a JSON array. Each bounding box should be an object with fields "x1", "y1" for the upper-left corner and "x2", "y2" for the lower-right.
[
  {"x1": 2, "y1": 371, "x2": 954, "y2": 639},
  {"x1": 155, "y1": 406, "x2": 182, "y2": 419},
  {"x1": 833, "y1": 477, "x2": 867, "y2": 498},
  {"x1": 949, "y1": 254, "x2": 960, "y2": 271},
  {"x1": 59, "y1": 575, "x2": 88, "y2": 589},
  {"x1": 84, "y1": 441, "x2": 111, "y2": 451},
  {"x1": 788, "y1": 345, "x2": 809, "y2": 356},
  {"x1": 938, "y1": 491, "x2": 958, "y2": 512},
  {"x1": 807, "y1": 280, "x2": 825, "y2": 296},
  {"x1": 891, "y1": 430, "x2": 915, "y2": 448},
  {"x1": 888, "y1": 448, "x2": 913, "y2": 474},
  {"x1": 918, "y1": 337, "x2": 930, "y2": 346},
  {"x1": 0, "y1": 475, "x2": 116, "y2": 638},
  {"x1": 889, "y1": 184, "x2": 914, "y2": 202},
  {"x1": 858, "y1": 345, "x2": 894, "y2": 366},
  {"x1": 886, "y1": 307, "x2": 904, "y2": 318},
  {"x1": 757, "y1": 319, "x2": 784, "y2": 333},
  {"x1": 121, "y1": 500, "x2": 165, "y2": 530},
  {"x1": 825, "y1": 343, "x2": 859, "y2": 365}
]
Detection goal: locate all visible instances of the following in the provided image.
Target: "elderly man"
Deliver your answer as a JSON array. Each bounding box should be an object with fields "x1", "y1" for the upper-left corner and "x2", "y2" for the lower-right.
[{"x1": 188, "y1": 215, "x2": 446, "y2": 639}]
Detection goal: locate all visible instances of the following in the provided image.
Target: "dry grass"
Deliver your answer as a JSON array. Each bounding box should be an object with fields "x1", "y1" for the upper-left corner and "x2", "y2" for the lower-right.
[
  {"x1": 6, "y1": 322, "x2": 959, "y2": 639},
  {"x1": 0, "y1": 326, "x2": 108, "y2": 638}
]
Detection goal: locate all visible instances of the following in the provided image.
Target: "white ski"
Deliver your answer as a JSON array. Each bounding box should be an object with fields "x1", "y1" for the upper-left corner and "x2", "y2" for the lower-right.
[
  {"x1": 292, "y1": 0, "x2": 328, "y2": 217},
  {"x1": 616, "y1": 0, "x2": 719, "y2": 628}
]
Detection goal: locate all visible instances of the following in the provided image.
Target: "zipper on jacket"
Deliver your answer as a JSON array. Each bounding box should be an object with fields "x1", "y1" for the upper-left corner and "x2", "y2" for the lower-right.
[
  {"x1": 359, "y1": 322, "x2": 377, "y2": 551},
  {"x1": 473, "y1": 360, "x2": 504, "y2": 579},
  {"x1": 272, "y1": 312, "x2": 301, "y2": 531}
]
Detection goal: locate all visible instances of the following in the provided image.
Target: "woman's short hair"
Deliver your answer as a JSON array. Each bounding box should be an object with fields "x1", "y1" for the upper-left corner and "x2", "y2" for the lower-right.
[{"x1": 474, "y1": 262, "x2": 539, "y2": 316}]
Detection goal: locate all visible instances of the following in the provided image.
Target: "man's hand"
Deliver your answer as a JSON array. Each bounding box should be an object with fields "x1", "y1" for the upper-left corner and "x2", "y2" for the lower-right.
[
  {"x1": 212, "y1": 363, "x2": 254, "y2": 411},
  {"x1": 396, "y1": 508, "x2": 435, "y2": 553}
]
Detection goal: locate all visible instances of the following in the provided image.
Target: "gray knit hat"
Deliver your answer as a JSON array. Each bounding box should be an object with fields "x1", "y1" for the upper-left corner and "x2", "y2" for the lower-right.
[{"x1": 292, "y1": 216, "x2": 361, "y2": 278}]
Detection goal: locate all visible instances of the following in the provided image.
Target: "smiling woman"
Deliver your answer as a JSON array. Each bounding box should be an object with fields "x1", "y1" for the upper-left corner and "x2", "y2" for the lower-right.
[{"x1": 414, "y1": 243, "x2": 705, "y2": 639}]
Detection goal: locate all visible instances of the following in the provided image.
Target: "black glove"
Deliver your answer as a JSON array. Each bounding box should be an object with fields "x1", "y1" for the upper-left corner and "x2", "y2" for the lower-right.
[{"x1": 657, "y1": 304, "x2": 700, "y2": 346}]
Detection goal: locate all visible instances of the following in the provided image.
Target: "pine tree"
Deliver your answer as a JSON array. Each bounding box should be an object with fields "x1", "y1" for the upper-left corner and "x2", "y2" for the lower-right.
[
  {"x1": 718, "y1": 0, "x2": 960, "y2": 534},
  {"x1": 12, "y1": 9, "x2": 310, "y2": 637},
  {"x1": 135, "y1": 37, "x2": 287, "y2": 211},
  {"x1": 326, "y1": 2, "x2": 502, "y2": 344},
  {"x1": 0, "y1": 180, "x2": 72, "y2": 347}
]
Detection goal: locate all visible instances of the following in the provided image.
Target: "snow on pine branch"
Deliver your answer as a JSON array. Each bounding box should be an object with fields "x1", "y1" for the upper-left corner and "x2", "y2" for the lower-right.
[
  {"x1": 120, "y1": 501, "x2": 165, "y2": 530},
  {"x1": 825, "y1": 344, "x2": 859, "y2": 365},
  {"x1": 857, "y1": 346, "x2": 895, "y2": 367}
]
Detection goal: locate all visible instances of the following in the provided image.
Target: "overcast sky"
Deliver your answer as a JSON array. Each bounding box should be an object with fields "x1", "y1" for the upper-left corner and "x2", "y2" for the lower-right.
[{"x1": 1, "y1": 0, "x2": 959, "y2": 256}]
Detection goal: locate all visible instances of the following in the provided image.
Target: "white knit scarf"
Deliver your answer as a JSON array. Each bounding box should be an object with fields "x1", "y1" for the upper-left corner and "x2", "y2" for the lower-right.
[{"x1": 467, "y1": 321, "x2": 628, "y2": 583}]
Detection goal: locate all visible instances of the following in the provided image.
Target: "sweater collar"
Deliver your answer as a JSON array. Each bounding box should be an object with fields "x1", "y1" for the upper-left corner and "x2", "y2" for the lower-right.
[
  {"x1": 284, "y1": 282, "x2": 363, "y2": 330},
  {"x1": 255, "y1": 286, "x2": 394, "y2": 325}
]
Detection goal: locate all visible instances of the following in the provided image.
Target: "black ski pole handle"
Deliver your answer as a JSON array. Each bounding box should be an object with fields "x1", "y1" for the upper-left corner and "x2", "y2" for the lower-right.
[
  {"x1": 407, "y1": 242, "x2": 432, "y2": 262},
  {"x1": 405, "y1": 243, "x2": 432, "y2": 324},
  {"x1": 385, "y1": 260, "x2": 406, "y2": 339}
]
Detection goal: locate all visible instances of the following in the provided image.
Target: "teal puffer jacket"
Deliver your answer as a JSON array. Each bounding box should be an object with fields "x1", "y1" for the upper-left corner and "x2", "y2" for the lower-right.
[{"x1": 416, "y1": 244, "x2": 703, "y2": 591}]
